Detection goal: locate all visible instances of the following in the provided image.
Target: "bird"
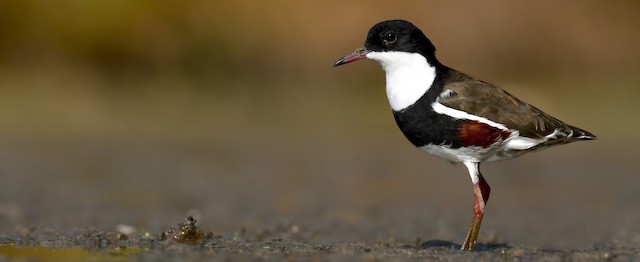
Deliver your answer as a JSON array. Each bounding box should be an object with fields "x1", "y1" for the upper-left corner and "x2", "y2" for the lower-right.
[{"x1": 334, "y1": 20, "x2": 596, "y2": 251}]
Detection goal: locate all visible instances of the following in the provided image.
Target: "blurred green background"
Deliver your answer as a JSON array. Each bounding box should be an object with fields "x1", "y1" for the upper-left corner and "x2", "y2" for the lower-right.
[
  {"x1": 0, "y1": 0, "x2": 638, "y2": 139},
  {"x1": 1, "y1": 0, "x2": 639, "y2": 250}
]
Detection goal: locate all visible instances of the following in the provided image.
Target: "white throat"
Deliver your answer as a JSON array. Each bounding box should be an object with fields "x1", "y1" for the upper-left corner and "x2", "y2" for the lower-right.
[{"x1": 366, "y1": 51, "x2": 436, "y2": 111}]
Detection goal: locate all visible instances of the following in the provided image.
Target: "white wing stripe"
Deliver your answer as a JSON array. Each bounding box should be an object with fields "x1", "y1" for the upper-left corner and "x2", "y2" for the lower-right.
[{"x1": 431, "y1": 101, "x2": 509, "y2": 130}]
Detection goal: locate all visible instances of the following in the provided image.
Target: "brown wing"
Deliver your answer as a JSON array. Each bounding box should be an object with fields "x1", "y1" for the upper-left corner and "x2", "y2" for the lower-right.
[{"x1": 437, "y1": 70, "x2": 591, "y2": 141}]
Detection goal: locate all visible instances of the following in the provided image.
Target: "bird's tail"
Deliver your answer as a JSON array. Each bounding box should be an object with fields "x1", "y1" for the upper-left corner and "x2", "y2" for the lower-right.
[
  {"x1": 530, "y1": 124, "x2": 596, "y2": 149},
  {"x1": 568, "y1": 125, "x2": 597, "y2": 141}
]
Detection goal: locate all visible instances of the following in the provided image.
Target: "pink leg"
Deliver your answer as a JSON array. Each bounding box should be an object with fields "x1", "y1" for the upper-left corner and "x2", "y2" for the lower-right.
[{"x1": 461, "y1": 163, "x2": 491, "y2": 251}]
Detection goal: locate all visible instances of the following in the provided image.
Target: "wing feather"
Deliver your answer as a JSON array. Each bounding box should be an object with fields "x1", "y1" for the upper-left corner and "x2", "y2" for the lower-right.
[{"x1": 437, "y1": 70, "x2": 589, "y2": 141}]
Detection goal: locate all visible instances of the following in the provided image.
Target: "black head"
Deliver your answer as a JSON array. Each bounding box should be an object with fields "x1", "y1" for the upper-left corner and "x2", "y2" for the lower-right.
[
  {"x1": 365, "y1": 20, "x2": 437, "y2": 57},
  {"x1": 335, "y1": 20, "x2": 439, "y2": 66}
]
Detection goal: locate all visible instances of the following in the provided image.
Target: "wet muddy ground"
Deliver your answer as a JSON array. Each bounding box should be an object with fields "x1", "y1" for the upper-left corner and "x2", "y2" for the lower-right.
[
  {"x1": 0, "y1": 130, "x2": 638, "y2": 261},
  {"x1": 2, "y1": 217, "x2": 637, "y2": 261}
]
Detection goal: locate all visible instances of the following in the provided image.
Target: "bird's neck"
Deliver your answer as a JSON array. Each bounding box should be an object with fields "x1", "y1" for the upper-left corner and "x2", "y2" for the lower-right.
[{"x1": 367, "y1": 51, "x2": 437, "y2": 112}]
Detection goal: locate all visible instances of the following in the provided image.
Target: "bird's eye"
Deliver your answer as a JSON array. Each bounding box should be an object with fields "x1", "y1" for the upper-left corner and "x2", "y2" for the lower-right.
[{"x1": 383, "y1": 31, "x2": 397, "y2": 44}]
